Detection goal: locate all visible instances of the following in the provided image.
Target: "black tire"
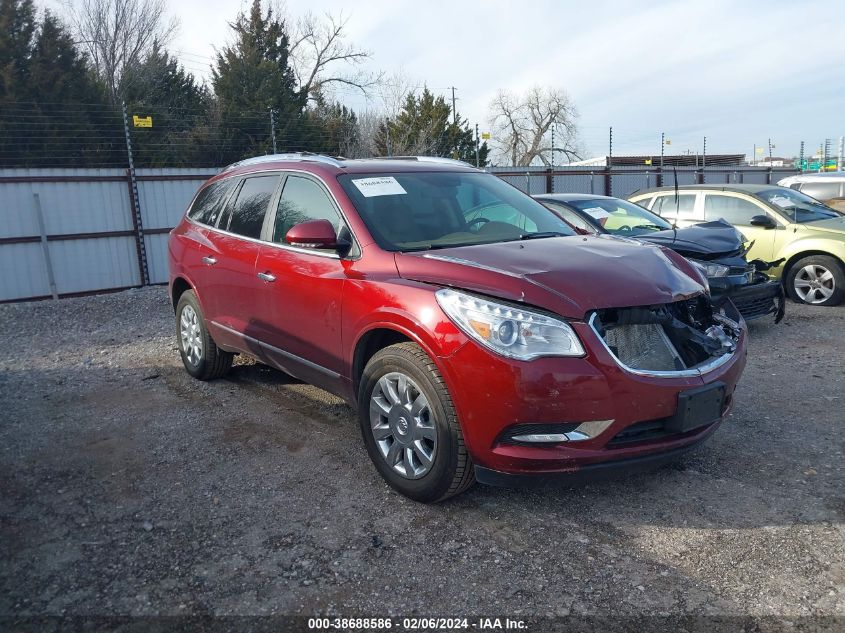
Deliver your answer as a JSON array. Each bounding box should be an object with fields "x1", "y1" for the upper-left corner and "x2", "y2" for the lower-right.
[
  {"x1": 175, "y1": 290, "x2": 233, "y2": 380},
  {"x1": 358, "y1": 342, "x2": 475, "y2": 502},
  {"x1": 785, "y1": 255, "x2": 845, "y2": 307}
]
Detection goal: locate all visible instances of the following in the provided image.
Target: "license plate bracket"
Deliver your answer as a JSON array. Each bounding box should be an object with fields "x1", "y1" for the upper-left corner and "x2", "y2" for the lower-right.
[{"x1": 666, "y1": 382, "x2": 726, "y2": 433}]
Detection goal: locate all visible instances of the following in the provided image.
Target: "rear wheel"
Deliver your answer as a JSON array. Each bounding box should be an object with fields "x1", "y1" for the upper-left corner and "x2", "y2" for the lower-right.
[
  {"x1": 786, "y1": 255, "x2": 845, "y2": 307},
  {"x1": 358, "y1": 342, "x2": 474, "y2": 502},
  {"x1": 176, "y1": 290, "x2": 233, "y2": 380}
]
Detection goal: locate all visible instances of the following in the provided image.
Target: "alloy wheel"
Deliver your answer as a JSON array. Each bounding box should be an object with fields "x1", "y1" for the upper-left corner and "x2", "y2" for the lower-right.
[
  {"x1": 369, "y1": 372, "x2": 437, "y2": 480},
  {"x1": 793, "y1": 264, "x2": 835, "y2": 304},
  {"x1": 180, "y1": 304, "x2": 203, "y2": 365}
]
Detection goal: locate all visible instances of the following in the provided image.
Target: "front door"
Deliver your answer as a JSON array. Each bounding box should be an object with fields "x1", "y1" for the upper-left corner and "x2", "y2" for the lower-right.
[
  {"x1": 252, "y1": 174, "x2": 349, "y2": 391},
  {"x1": 701, "y1": 192, "x2": 779, "y2": 262}
]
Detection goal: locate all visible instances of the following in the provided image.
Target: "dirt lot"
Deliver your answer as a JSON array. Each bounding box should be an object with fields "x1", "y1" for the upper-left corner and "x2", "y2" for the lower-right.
[{"x1": 0, "y1": 287, "x2": 843, "y2": 629}]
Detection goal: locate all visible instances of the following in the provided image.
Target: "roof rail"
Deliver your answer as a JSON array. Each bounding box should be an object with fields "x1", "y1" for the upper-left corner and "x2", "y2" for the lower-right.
[
  {"x1": 371, "y1": 156, "x2": 476, "y2": 168},
  {"x1": 222, "y1": 153, "x2": 345, "y2": 171}
]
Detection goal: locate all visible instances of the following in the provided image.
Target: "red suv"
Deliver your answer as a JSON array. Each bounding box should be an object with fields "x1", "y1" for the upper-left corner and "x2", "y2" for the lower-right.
[{"x1": 168, "y1": 154, "x2": 747, "y2": 502}]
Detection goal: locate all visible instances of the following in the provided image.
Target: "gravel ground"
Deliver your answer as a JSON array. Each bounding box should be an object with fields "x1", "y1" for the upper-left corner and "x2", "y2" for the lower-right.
[{"x1": 0, "y1": 287, "x2": 843, "y2": 630}]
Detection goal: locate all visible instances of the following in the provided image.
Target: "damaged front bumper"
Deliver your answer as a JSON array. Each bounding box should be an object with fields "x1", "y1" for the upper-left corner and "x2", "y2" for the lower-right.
[
  {"x1": 588, "y1": 295, "x2": 744, "y2": 378},
  {"x1": 717, "y1": 278, "x2": 785, "y2": 323},
  {"x1": 439, "y1": 294, "x2": 747, "y2": 483},
  {"x1": 708, "y1": 262, "x2": 785, "y2": 323}
]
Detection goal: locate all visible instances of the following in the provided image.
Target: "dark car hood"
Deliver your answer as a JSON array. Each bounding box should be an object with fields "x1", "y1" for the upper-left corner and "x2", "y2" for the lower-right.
[
  {"x1": 394, "y1": 234, "x2": 706, "y2": 318},
  {"x1": 635, "y1": 220, "x2": 744, "y2": 258}
]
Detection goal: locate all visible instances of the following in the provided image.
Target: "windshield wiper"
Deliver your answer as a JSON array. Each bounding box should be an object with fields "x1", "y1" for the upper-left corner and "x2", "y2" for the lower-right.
[
  {"x1": 519, "y1": 231, "x2": 569, "y2": 240},
  {"x1": 403, "y1": 241, "x2": 489, "y2": 252}
]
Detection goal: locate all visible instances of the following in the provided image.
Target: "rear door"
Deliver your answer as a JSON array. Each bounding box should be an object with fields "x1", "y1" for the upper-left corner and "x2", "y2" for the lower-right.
[
  {"x1": 179, "y1": 178, "x2": 237, "y2": 313},
  {"x1": 251, "y1": 173, "x2": 351, "y2": 391},
  {"x1": 202, "y1": 174, "x2": 281, "y2": 349}
]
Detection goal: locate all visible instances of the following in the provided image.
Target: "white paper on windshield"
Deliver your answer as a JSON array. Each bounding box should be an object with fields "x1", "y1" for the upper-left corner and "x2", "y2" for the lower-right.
[
  {"x1": 351, "y1": 176, "x2": 407, "y2": 197},
  {"x1": 769, "y1": 195, "x2": 791, "y2": 208},
  {"x1": 582, "y1": 207, "x2": 611, "y2": 220}
]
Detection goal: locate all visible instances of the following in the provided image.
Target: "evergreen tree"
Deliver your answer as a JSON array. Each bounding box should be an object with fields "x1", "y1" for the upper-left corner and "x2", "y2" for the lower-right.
[
  {"x1": 375, "y1": 87, "x2": 488, "y2": 166},
  {"x1": 122, "y1": 42, "x2": 211, "y2": 166},
  {"x1": 211, "y1": 0, "x2": 303, "y2": 163},
  {"x1": 0, "y1": 3, "x2": 117, "y2": 166},
  {"x1": 0, "y1": 0, "x2": 36, "y2": 100}
]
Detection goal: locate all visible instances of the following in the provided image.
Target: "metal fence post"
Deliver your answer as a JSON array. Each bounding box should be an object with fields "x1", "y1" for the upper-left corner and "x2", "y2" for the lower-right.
[
  {"x1": 32, "y1": 193, "x2": 58, "y2": 300},
  {"x1": 546, "y1": 167, "x2": 553, "y2": 194},
  {"x1": 121, "y1": 102, "x2": 149, "y2": 286}
]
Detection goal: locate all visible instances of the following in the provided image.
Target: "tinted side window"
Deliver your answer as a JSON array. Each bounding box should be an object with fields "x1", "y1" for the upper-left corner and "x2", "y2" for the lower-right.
[
  {"x1": 800, "y1": 182, "x2": 841, "y2": 201},
  {"x1": 652, "y1": 194, "x2": 696, "y2": 216},
  {"x1": 703, "y1": 195, "x2": 762, "y2": 224},
  {"x1": 188, "y1": 179, "x2": 233, "y2": 226},
  {"x1": 225, "y1": 175, "x2": 279, "y2": 239},
  {"x1": 273, "y1": 176, "x2": 342, "y2": 243}
]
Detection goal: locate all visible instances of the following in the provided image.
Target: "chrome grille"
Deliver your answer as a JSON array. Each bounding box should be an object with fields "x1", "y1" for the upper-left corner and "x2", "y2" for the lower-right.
[{"x1": 603, "y1": 323, "x2": 682, "y2": 371}]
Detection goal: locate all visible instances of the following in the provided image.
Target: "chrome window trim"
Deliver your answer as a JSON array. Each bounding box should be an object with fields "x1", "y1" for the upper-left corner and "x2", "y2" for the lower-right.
[
  {"x1": 184, "y1": 168, "x2": 361, "y2": 261},
  {"x1": 587, "y1": 312, "x2": 735, "y2": 378},
  {"x1": 212, "y1": 321, "x2": 340, "y2": 379}
]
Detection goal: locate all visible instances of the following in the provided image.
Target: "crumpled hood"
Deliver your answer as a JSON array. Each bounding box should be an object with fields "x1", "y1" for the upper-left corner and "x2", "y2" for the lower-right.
[
  {"x1": 636, "y1": 220, "x2": 745, "y2": 258},
  {"x1": 395, "y1": 234, "x2": 706, "y2": 318}
]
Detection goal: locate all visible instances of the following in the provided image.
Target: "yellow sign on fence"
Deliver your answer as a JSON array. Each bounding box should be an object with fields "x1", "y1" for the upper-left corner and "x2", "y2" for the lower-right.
[
  {"x1": 132, "y1": 115, "x2": 152, "y2": 128},
  {"x1": 481, "y1": 132, "x2": 491, "y2": 140}
]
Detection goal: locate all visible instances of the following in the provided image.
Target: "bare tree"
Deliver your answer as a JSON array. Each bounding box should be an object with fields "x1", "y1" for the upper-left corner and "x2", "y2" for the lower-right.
[
  {"x1": 488, "y1": 86, "x2": 580, "y2": 166},
  {"x1": 66, "y1": 0, "x2": 178, "y2": 103},
  {"x1": 288, "y1": 10, "x2": 381, "y2": 102}
]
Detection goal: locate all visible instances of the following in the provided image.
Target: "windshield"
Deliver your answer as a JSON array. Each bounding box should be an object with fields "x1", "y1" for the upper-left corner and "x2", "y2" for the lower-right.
[
  {"x1": 757, "y1": 188, "x2": 840, "y2": 223},
  {"x1": 337, "y1": 171, "x2": 575, "y2": 251},
  {"x1": 565, "y1": 198, "x2": 672, "y2": 236}
]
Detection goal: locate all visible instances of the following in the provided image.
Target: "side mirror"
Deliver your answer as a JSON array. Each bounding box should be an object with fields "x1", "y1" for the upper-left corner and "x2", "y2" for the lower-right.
[
  {"x1": 285, "y1": 219, "x2": 344, "y2": 250},
  {"x1": 749, "y1": 215, "x2": 776, "y2": 229}
]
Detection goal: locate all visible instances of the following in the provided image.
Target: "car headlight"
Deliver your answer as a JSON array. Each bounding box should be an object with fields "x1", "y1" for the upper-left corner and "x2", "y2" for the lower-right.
[
  {"x1": 689, "y1": 259, "x2": 730, "y2": 278},
  {"x1": 435, "y1": 288, "x2": 584, "y2": 360}
]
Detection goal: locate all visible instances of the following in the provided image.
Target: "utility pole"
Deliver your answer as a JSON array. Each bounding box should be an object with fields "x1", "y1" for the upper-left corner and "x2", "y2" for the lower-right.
[
  {"x1": 768, "y1": 138, "x2": 773, "y2": 164},
  {"x1": 449, "y1": 86, "x2": 458, "y2": 126},
  {"x1": 838, "y1": 136, "x2": 844, "y2": 171},
  {"x1": 823, "y1": 138, "x2": 832, "y2": 171},
  {"x1": 121, "y1": 101, "x2": 149, "y2": 287},
  {"x1": 660, "y1": 132, "x2": 665, "y2": 169},
  {"x1": 607, "y1": 126, "x2": 613, "y2": 197},
  {"x1": 799, "y1": 140, "x2": 805, "y2": 170},
  {"x1": 475, "y1": 123, "x2": 480, "y2": 168},
  {"x1": 269, "y1": 109, "x2": 277, "y2": 154},
  {"x1": 752, "y1": 143, "x2": 756, "y2": 166},
  {"x1": 702, "y1": 136, "x2": 707, "y2": 169}
]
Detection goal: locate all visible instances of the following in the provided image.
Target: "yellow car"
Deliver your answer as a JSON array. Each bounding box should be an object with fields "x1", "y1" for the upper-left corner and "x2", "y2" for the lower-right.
[{"x1": 628, "y1": 185, "x2": 845, "y2": 306}]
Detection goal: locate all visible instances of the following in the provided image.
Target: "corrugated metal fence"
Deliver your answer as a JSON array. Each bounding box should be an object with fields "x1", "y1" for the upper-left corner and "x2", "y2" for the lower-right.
[
  {"x1": 0, "y1": 168, "x2": 217, "y2": 301},
  {"x1": 1, "y1": 164, "x2": 799, "y2": 302},
  {"x1": 488, "y1": 165, "x2": 801, "y2": 198}
]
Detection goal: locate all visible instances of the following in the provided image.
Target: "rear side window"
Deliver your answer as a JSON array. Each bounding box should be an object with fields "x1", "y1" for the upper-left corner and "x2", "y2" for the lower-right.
[
  {"x1": 224, "y1": 175, "x2": 280, "y2": 239},
  {"x1": 652, "y1": 194, "x2": 696, "y2": 216},
  {"x1": 273, "y1": 176, "x2": 342, "y2": 243},
  {"x1": 703, "y1": 194, "x2": 763, "y2": 225},
  {"x1": 188, "y1": 179, "x2": 234, "y2": 226},
  {"x1": 800, "y1": 182, "x2": 842, "y2": 201}
]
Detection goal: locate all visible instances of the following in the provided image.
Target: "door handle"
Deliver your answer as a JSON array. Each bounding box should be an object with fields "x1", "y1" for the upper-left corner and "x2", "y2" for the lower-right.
[
  {"x1": 202, "y1": 256, "x2": 217, "y2": 265},
  {"x1": 257, "y1": 272, "x2": 276, "y2": 282}
]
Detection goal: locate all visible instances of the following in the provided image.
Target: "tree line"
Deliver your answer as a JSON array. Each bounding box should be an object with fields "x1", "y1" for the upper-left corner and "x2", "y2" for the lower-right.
[{"x1": 0, "y1": 0, "x2": 581, "y2": 168}]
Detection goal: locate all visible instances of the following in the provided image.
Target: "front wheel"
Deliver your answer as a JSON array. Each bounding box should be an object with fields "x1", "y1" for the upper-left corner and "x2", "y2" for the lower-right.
[
  {"x1": 358, "y1": 343, "x2": 475, "y2": 502},
  {"x1": 786, "y1": 255, "x2": 845, "y2": 306},
  {"x1": 175, "y1": 290, "x2": 233, "y2": 380}
]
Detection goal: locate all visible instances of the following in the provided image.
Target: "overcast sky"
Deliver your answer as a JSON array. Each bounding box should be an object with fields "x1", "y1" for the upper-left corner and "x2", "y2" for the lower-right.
[{"x1": 51, "y1": 0, "x2": 844, "y2": 160}]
